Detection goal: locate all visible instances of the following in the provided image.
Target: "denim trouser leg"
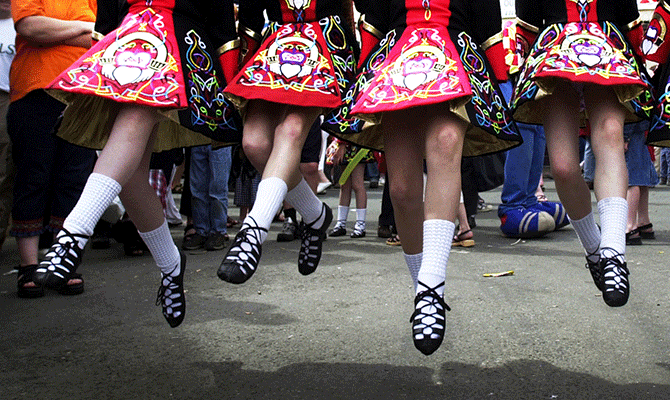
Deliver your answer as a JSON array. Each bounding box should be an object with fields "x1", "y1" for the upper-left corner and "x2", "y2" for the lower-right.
[
  {"x1": 190, "y1": 145, "x2": 232, "y2": 236},
  {"x1": 499, "y1": 123, "x2": 544, "y2": 215},
  {"x1": 498, "y1": 80, "x2": 543, "y2": 215},
  {"x1": 583, "y1": 138, "x2": 595, "y2": 183},
  {"x1": 660, "y1": 148, "x2": 670, "y2": 179},
  {"x1": 523, "y1": 123, "x2": 546, "y2": 208},
  {"x1": 208, "y1": 146, "x2": 232, "y2": 234}
]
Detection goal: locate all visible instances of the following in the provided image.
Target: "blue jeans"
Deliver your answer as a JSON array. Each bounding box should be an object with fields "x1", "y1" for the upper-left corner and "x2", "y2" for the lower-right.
[
  {"x1": 582, "y1": 137, "x2": 595, "y2": 183},
  {"x1": 660, "y1": 147, "x2": 670, "y2": 179},
  {"x1": 190, "y1": 145, "x2": 232, "y2": 236},
  {"x1": 498, "y1": 81, "x2": 546, "y2": 216}
]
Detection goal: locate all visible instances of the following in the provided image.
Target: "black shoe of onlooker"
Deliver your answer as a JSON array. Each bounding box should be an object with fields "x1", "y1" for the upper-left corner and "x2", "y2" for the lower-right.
[
  {"x1": 182, "y1": 232, "x2": 207, "y2": 250},
  {"x1": 277, "y1": 220, "x2": 299, "y2": 242},
  {"x1": 204, "y1": 232, "x2": 229, "y2": 251},
  {"x1": 377, "y1": 225, "x2": 393, "y2": 238}
]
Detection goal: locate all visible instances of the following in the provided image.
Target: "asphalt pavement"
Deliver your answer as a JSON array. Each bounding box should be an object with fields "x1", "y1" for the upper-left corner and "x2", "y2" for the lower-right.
[{"x1": 1, "y1": 180, "x2": 669, "y2": 399}]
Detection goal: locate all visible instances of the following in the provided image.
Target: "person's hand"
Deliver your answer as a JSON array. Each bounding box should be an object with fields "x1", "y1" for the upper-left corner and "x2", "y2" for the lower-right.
[{"x1": 333, "y1": 143, "x2": 346, "y2": 165}]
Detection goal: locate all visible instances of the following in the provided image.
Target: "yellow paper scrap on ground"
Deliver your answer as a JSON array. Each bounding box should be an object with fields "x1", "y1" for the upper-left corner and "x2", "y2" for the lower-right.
[{"x1": 483, "y1": 270, "x2": 514, "y2": 277}]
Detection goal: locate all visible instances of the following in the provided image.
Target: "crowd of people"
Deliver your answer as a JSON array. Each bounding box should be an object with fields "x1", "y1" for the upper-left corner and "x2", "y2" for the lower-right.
[{"x1": 6, "y1": 0, "x2": 670, "y2": 356}]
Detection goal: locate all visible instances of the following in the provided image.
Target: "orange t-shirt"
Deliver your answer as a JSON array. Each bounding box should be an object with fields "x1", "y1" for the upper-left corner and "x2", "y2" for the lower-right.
[{"x1": 10, "y1": 0, "x2": 96, "y2": 102}]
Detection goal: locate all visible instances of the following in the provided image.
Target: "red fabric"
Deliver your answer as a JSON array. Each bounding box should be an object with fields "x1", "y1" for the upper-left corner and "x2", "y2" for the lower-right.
[
  {"x1": 358, "y1": 28, "x2": 380, "y2": 70},
  {"x1": 485, "y1": 41, "x2": 508, "y2": 81},
  {"x1": 643, "y1": 6, "x2": 670, "y2": 64},
  {"x1": 626, "y1": 23, "x2": 644, "y2": 58},
  {"x1": 219, "y1": 46, "x2": 239, "y2": 84},
  {"x1": 47, "y1": 6, "x2": 188, "y2": 108},
  {"x1": 566, "y1": 0, "x2": 597, "y2": 22},
  {"x1": 280, "y1": 0, "x2": 316, "y2": 22},
  {"x1": 515, "y1": 24, "x2": 537, "y2": 59}
]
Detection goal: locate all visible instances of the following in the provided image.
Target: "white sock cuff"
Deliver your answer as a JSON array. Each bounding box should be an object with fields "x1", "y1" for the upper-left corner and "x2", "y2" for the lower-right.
[
  {"x1": 568, "y1": 211, "x2": 601, "y2": 256},
  {"x1": 138, "y1": 219, "x2": 180, "y2": 273},
  {"x1": 247, "y1": 177, "x2": 288, "y2": 231},
  {"x1": 90, "y1": 172, "x2": 122, "y2": 193},
  {"x1": 418, "y1": 219, "x2": 455, "y2": 287},
  {"x1": 63, "y1": 173, "x2": 123, "y2": 237},
  {"x1": 337, "y1": 205, "x2": 349, "y2": 222},
  {"x1": 356, "y1": 208, "x2": 366, "y2": 222},
  {"x1": 597, "y1": 196, "x2": 627, "y2": 256},
  {"x1": 404, "y1": 252, "x2": 422, "y2": 292}
]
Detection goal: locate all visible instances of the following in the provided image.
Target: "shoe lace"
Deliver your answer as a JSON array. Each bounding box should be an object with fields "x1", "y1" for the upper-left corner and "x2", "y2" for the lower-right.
[
  {"x1": 411, "y1": 281, "x2": 451, "y2": 323},
  {"x1": 601, "y1": 251, "x2": 629, "y2": 276},
  {"x1": 155, "y1": 270, "x2": 178, "y2": 307},
  {"x1": 52, "y1": 232, "x2": 82, "y2": 257},
  {"x1": 226, "y1": 218, "x2": 266, "y2": 263}
]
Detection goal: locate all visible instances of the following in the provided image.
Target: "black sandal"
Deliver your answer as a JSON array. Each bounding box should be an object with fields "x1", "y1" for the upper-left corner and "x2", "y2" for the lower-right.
[
  {"x1": 56, "y1": 273, "x2": 85, "y2": 296},
  {"x1": 411, "y1": 281, "x2": 450, "y2": 356},
  {"x1": 298, "y1": 203, "x2": 332, "y2": 275},
  {"x1": 17, "y1": 265, "x2": 45, "y2": 298},
  {"x1": 637, "y1": 223, "x2": 655, "y2": 240},
  {"x1": 217, "y1": 218, "x2": 267, "y2": 284},
  {"x1": 625, "y1": 229, "x2": 642, "y2": 246},
  {"x1": 34, "y1": 229, "x2": 88, "y2": 290}
]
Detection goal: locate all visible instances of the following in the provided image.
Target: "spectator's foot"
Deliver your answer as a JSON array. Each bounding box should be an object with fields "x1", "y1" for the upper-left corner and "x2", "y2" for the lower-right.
[
  {"x1": 182, "y1": 232, "x2": 207, "y2": 251},
  {"x1": 377, "y1": 225, "x2": 393, "y2": 238},
  {"x1": 34, "y1": 230, "x2": 88, "y2": 290},
  {"x1": 625, "y1": 230, "x2": 642, "y2": 246},
  {"x1": 452, "y1": 230, "x2": 475, "y2": 247},
  {"x1": 317, "y1": 181, "x2": 332, "y2": 195},
  {"x1": 386, "y1": 234, "x2": 402, "y2": 246},
  {"x1": 227, "y1": 217, "x2": 239, "y2": 229},
  {"x1": 204, "y1": 232, "x2": 229, "y2": 251},
  {"x1": 156, "y1": 251, "x2": 186, "y2": 327},
  {"x1": 17, "y1": 265, "x2": 45, "y2": 298},
  {"x1": 350, "y1": 222, "x2": 366, "y2": 238},
  {"x1": 477, "y1": 196, "x2": 493, "y2": 212},
  {"x1": 637, "y1": 223, "x2": 655, "y2": 240},
  {"x1": 369, "y1": 180, "x2": 379, "y2": 189},
  {"x1": 530, "y1": 201, "x2": 569, "y2": 230},
  {"x1": 499, "y1": 208, "x2": 555, "y2": 238},
  {"x1": 329, "y1": 222, "x2": 346, "y2": 237},
  {"x1": 277, "y1": 219, "x2": 299, "y2": 242}
]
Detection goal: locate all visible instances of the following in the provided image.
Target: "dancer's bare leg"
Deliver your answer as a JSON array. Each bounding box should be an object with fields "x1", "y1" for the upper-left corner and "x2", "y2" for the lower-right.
[
  {"x1": 95, "y1": 105, "x2": 159, "y2": 185},
  {"x1": 543, "y1": 82, "x2": 592, "y2": 220},
  {"x1": 382, "y1": 110, "x2": 426, "y2": 255}
]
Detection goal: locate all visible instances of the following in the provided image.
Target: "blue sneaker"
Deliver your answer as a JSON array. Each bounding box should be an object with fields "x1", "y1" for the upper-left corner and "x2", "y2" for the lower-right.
[
  {"x1": 531, "y1": 201, "x2": 569, "y2": 230},
  {"x1": 499, "y1": 207, "x2": 555, "y2": 238}
]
